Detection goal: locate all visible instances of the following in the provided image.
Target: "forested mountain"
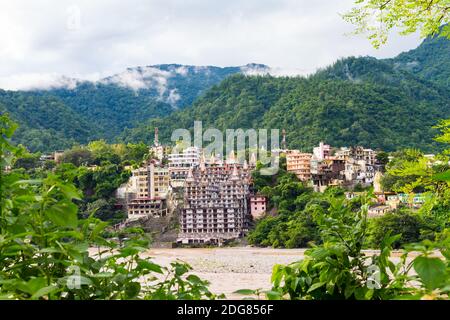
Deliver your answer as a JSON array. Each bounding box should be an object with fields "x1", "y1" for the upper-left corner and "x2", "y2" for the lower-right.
[
  {"x1": 390, "y1": 33, "x2": 450, "y2": 89},
  {"x1": 0, "y1": 64, "x2": 266, "y2": 151},
  {"x1": 0, "y1": 90, "x2": 96, "y2": 152},
  {"x1": 122, "y1": 70, "x2": 449, "y2": 152},
  {"x1": 121, "y1": 34, "x2": 450, "y2": 153},
  {"x1": 1, "y1": 34, "x2": 450, "y2": 153}
]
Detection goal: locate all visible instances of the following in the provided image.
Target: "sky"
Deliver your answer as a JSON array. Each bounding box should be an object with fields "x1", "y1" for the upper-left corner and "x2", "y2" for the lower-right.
[{"x1": 0, "y1": 0, "x2": 423, "y2": 90}]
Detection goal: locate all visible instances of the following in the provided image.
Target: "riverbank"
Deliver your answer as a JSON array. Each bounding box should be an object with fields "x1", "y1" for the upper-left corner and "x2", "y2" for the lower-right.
[
  {"x1": 142, "y1": 247, "x2": 307, "y2": 299},
  {"x1": 140, "y1": 247, "x2": 422, "y2": 299}
]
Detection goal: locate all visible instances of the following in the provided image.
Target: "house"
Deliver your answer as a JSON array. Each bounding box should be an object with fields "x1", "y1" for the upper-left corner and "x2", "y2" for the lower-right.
[
  {"x1": 368, "y1": 205, "x2": 391, "y2": 218},
  {"x1": 250, "y1": 195, "x2": 267, "y2": 220}
]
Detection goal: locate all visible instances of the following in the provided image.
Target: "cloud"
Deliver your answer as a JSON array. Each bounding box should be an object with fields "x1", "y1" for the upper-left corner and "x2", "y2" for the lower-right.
[
  {"x1": 0, "y1": 73, "x2": 79, "y2": 90},
  {"x1": 174, "y1": 66, "x2": 189, "y2": 76},
  {"x1": 101, "y1": 66, "x2": 174, "y2": 96},
  {"x1": 100, "y1": 66, "x2": 185, "y2": 106},
  {"x1": 167, "y1": 89, "x2": 181, "y2": 105},
  {"x1": 240, "y1": 64, "x2": 310, "y2": 77},
  {"x1": 0, "y1": 0, "x2": 423, "y2": 90}
]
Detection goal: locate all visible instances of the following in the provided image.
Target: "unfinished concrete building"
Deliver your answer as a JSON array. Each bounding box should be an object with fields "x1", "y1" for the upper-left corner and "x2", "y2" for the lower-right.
[
  {"x1": 126, "y1": 161, "x2": 170, "y2": 219},
  {"x1": 177, "y1": 160, "x2": 252, "y2": 245}
]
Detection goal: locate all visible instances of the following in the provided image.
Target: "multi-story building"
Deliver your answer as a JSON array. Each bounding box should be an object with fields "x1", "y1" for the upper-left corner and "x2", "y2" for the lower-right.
[
  {"x1": 313, "y1": 142, "x2": 331, "y2": 161},
  {"x1": 343, "y1": 158, "x2": 375, "y2": 186},
  {"x1": 168, "y1": 146, "x2": 201, "y2": 187},
  {"x1": 311, "y1": 156, "x2": 345, "y2": 192},
  {"x1": 126, "y1": 162, "x2": 170, "y2": 219},
  {"x1": 335, "y1": 146, "x2": 376, "y2": 166},
  {"x1": 177, "y1": 161, "x2": 252, "y2": 245},
  {"x1": 286, "y1": 151, "x2": 312, "y2": 181}
]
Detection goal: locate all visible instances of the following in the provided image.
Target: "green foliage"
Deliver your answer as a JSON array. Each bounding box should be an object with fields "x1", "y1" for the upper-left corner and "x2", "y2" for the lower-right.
[
  {"x1": 393, "y1": 33, "x2": 450, "y2": 90},
  {"x1": 368, "y1": 211, "x2": 440, "y2": 248},
  {"x1": 0, "y1": 92, "x2": 94, "y2": 152},
  {"x1": 125, "y1": 58, "x2": 450, "y2": 153},
  {"x1": 0, "y1": 115, "x2": 217, "y2": 300},
  {"x1": 381, "y1": 146, "x2": 450, "y2": 230},
  {"x1": 0, "y1": 65, "x2": 245, "y2": 152},
  {"x1": 344, "y1": 0, "x2": 450, "y2": 48},
  {"x1": 434, "y1": 119, "x2": 450, "y2": 153},
  {"x1": 3, "y1": 40, "x2": 450, "y2": 154},
  {"x1": 60, "y1": 147, "x2": 94, "y2": 167},
  {"x1": 376, "y1": 151, "x2": 389, "y2": 167},
  {"x1": 51, "y1": 140, "x2": 151, "y2": 223},
  {"x1": 55, "y1": 161, "x2": 130, "y2": 222},
  {"x1": 239, "y1": 201, "x2": 450, "y2": 300},
  {"x1": 248, "y1": 164, "x2": 346, "y2": 248},
  {"x1": 12, "y1": 151, "x2": 41, "y2": 170}
]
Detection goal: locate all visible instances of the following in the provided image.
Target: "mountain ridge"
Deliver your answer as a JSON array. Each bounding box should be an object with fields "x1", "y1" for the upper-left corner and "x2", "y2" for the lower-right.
[{"x1": 1, "y1": 35, "x2": 450, "y2": 153}]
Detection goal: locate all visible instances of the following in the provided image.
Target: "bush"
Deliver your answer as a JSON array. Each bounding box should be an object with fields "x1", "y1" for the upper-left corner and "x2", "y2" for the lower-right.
[
  {"x1": 368, "y1": 211, "x2": 439, "y2": 249},
  {"x1": 0, "y1": 115, "x2": 218, "y2": 300}
]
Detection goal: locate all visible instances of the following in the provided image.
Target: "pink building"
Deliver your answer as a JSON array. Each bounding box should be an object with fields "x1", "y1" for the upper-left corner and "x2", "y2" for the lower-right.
[
  {"x1": 250, "y1": 195, "x2": 267, "y2": 219},
  {"x1": 313, "y1": 142, "x2": 331, "y2": 161}
]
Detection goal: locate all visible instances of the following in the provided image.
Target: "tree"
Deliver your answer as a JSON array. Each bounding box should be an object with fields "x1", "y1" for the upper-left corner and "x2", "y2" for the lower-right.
[
  {"x1": 239, "y1": 200, "x2": 450, "y2": 300},
  {"x1": 0, "y1": 114, "x2": 218, "y2": 300},
  {"x1": 345, "y1": 0, "x2": 450, "y2": 48},
  {"x1": 13, "y1": 151, "x2": 41, "y2": 170},
  {"x1": 434, "y1": 119, "x2": 450, "y2": 154},
  {"x1": 60, "y1": 147, "x2": 93, "y2": 167},
  {"x1": 376, "y1": 151, "x2": 389, "y2": 166},
  {"x1": 369, "y1": 211, "x2": 425, "y2": 248}
]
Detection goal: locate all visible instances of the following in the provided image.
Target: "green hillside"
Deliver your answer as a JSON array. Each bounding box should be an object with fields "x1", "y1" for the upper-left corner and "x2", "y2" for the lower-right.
[
  {"x1": 2, "y1": 35, "x2": 450, "y2": 153},
  {"x1": 0, "y1": 90, "x2": 96, "y2": 152},
  {"x1": 122, "y1": 69, "x2": 449, "y2": 152},
  {"x1": 391, "y1": 33, "x2": 450, "y2": 89}
]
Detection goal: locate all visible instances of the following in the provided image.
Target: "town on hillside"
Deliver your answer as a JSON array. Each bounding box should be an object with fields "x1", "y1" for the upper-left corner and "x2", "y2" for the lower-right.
[{"x1": 42, "y1": 128, "x2": 424, "y2": 246}]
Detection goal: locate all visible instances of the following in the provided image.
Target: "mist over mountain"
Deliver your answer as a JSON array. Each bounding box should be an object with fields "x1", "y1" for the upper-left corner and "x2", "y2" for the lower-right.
[
  {"x1": 1, "y1": 35, "x2": 449, "y2": 153},
  {"x1": 0, "y1": 64, "x2": 268, "y2": 151},
  {"x1": 121, "y1": 36, "x2": 450, "y2": 153}
]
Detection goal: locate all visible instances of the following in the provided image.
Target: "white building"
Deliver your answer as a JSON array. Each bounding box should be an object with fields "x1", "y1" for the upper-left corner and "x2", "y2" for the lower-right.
[
  {"x1": 343, "y1": 159, "x2": 375, "y2": 186},
  {"x1": 313, "y1": 142, "x2": 331, "y2": 161},
  {"x1": 168, "y1": 146, "x2": 201, "y2": 187}
]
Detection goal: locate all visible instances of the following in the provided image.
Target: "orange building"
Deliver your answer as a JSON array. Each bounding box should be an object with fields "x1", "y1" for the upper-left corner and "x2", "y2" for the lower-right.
[{"x1": 286, "y1": 151, "x2": 312, "y2": 181}]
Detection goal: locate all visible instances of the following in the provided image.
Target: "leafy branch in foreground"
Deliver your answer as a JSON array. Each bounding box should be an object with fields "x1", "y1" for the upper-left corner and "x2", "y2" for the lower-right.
[
  {"x1": 237, "y1": 197, "x2": 449, "y2": 300},
  {"x1": 0, "y1": 114, "x2": 218, "y2": 300},
  {"x1": 344, "y1": 0, "x2": 450, "y2": 48}
]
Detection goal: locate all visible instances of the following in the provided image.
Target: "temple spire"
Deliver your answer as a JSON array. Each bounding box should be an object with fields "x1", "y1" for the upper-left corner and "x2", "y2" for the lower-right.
[
  {"x1": 209, "y1": 154, "x2": 216, "y2": 165},
  {"x1": 200, "y1": 153, "x2": 206, "y2": 171},
  {"x1": 227, "y1": 150, "x2": 236, "y2": 164},
  {"x1": 186, "y1": 167, "x2": 195, "y2": 182},
  {"x1": 250, "y1": 152, "x2": 257, "y2": 166},
  {"x1": 230, "y1": 165, "x2": 240, "y2": 180},
  {"x1": 154, "y1": 127, "x2": 159, "y2": 147}
]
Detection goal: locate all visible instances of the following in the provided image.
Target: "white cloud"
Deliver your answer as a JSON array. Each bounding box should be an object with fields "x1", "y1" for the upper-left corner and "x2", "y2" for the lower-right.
[
  {"x1": 167, "y1": 89, "x2": 181, "y2": 105},
  {"x1": 0, "y1": 0, "x2": 423, "y2": 90},
  {"x1": 174, "y1": 66, "x2": 189, "y2": 76},
  {"x1": 0, "y1": 73, "x2": 78, "y2": 91}
]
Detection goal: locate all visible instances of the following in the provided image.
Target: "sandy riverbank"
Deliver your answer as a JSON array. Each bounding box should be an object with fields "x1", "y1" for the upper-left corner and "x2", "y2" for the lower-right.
[
  {"x1": 142, "y1": 247, "x2": 307, "y2": 299},
  {"x1": 89, "y1": 246, "x2": 422, "y2": 299}
]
